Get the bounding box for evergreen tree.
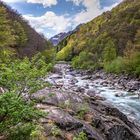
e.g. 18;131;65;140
0;6;15;48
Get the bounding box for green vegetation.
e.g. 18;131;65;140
76;103;89;120
0;2;55;139
72;51;95;70
0;92;45;140
73;132;88;140
0;6;15;48
0;51;54;139
0;53;53;95
0;1;53;58
56;0;140;76
51;125;61;137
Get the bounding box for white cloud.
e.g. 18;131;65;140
23;0;121;38
27;0;57;7
73;0;101;25
2;0;57;7
1;0;121;38
23;12;71;38
68;0;119;25
5;0;119;38
66;0;83;5
2;0;25;3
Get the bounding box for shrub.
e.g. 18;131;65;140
124;52;140;75
76;103;89;119
73;132;88;140
51;126;61;137
0;92;45;139
72;51;95;70
104;57;124;73
0;53;50;95
103;40;117;63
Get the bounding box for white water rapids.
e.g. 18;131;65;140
46;63;140;125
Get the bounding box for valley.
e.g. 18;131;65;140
0;0;140;139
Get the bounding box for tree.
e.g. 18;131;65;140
134;29;140;49
103;40;117;63
0;6;15;48
13;21;27;46
124;40;135;58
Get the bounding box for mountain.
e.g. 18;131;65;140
0;1;52;58
56;0;140;76
50;32;69;46
50;24;82;46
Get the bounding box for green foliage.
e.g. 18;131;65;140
72;51;96;70
0;52;53;139
104;57;124;73
0;92;45;140
51;125;61;137
0;6;16;48
103;40;117;63
13;21;27;46
76;103;89;119
56;44;73;61
42;48;56;63
104;52;140;76
0;2;52;58
73;132;88;140
0;53;51;95
124;52;140;75
56;0;140;76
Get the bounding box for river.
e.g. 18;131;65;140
46;62;140;125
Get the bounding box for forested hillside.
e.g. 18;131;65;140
56;0;140;76
0;2;55;139
0;1;52;58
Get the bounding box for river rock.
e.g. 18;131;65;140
0;87;5;94
35;62;140;140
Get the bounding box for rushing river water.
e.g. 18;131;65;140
46;63;140;125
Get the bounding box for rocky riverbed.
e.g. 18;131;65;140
32;62;140;140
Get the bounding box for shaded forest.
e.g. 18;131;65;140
0;1;52;58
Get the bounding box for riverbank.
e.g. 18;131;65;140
81;69;140;93
32;62;140;140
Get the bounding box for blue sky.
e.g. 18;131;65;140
2;0;122;38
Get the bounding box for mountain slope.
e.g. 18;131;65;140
56;0;140;76
0;1;52;58
50;24;82;46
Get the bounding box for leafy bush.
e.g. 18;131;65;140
76;103;89;119
104;53;140;76
103;40;117;63
73;132;88;140
0;51;53;139
0;92;45;139
72;51;95;70
51;125;61;137
42;48;56;63
124;52;140;75
0;53;51;95
104;57;124;73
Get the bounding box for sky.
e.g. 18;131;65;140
2;0;122;38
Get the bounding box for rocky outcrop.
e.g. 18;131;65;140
33;86;140;140
90;70;140;93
